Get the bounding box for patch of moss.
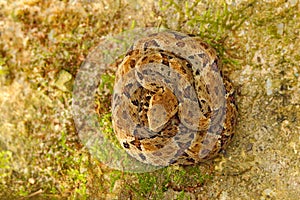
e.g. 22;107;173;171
119;165;212;199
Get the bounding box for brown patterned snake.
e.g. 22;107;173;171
112;31;237;166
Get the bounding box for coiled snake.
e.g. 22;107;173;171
112;31;237;166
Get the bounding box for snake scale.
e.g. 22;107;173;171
111;31;237;166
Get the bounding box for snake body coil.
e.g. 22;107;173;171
112;31;237;166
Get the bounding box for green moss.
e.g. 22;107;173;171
157;0;255;68
120;166;212;199
0;151;12;180
95;73;121;149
